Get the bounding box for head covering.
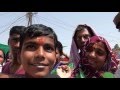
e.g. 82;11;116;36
69;24;96;68
72;36;118;78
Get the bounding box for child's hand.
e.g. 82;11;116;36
56;65;72;78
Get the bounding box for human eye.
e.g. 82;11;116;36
44;44;55;53
12;38;19;43
96;49;105;56
25;44;36;51
84;35;90;39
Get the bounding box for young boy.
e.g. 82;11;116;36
2;26;26;75
19;24;60;78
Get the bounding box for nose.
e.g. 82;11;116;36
14;42;20;48
89;51;96;59
37;47;44;56
81;37;86;42
34;47;45;62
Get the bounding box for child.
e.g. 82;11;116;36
0;49;5;72
18;24;60;78
51;41;69;75
2;26;26;75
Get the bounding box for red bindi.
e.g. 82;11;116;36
37;38;44;45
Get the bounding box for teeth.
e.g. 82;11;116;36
31;64;47;68
36;65;45;68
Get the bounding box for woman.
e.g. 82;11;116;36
72;36;118;78
57;36;118;78
70;24;96;68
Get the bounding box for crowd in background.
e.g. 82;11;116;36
0;13;120;78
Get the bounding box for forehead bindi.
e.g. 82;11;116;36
35;36;54;46
37;37;45;45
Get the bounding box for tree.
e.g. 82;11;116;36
114;44;120;50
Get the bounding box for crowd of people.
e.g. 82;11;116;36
0;13;120;78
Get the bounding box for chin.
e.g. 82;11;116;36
33;71;49;78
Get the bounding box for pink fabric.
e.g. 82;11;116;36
69;25;97;68
2;61;25;75
72;36;119;78
2;62;11;74
15;66;25;75
69;39;80;67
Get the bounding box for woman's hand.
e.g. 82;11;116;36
56;65;72;78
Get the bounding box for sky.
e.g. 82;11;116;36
0;12;119;55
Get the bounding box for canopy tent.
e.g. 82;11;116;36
0;43;9;54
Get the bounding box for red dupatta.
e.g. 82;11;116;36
72;36;118;78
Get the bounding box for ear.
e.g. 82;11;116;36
54;49;58;65
17;50;21;64
55;49;59;58
55;49;58;54
55;49;58;59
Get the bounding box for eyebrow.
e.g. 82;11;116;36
11;37;20;40
78;34;90;37
24;41;55;47
96;47;105;50
23;41;37;46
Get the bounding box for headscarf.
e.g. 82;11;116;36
69;24;96;68
72;36;118;78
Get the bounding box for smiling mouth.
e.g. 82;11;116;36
89;62;94;66
88;60;95;65
30;63;48;68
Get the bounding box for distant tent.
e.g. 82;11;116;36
0;43;9;54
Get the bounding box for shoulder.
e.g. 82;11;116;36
3;62;12;67
2;62;12;73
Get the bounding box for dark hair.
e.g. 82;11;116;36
20;24;58;51
116;22;120;31
74;24;96;40
56;41;63;56
9;26;26;36
5;51;12;62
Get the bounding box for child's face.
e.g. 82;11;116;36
86;42;107;70
0;50;4;64
20;36;56;78
9;34;20;55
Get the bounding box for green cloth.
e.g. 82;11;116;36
51;62;86;78
102;72;115;78
51;69;57;75
0;43;9;54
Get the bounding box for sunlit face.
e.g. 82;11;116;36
9;34;20;55
86;42;107;70
0;50;4;64
20;36;56;78
75;29;91;49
